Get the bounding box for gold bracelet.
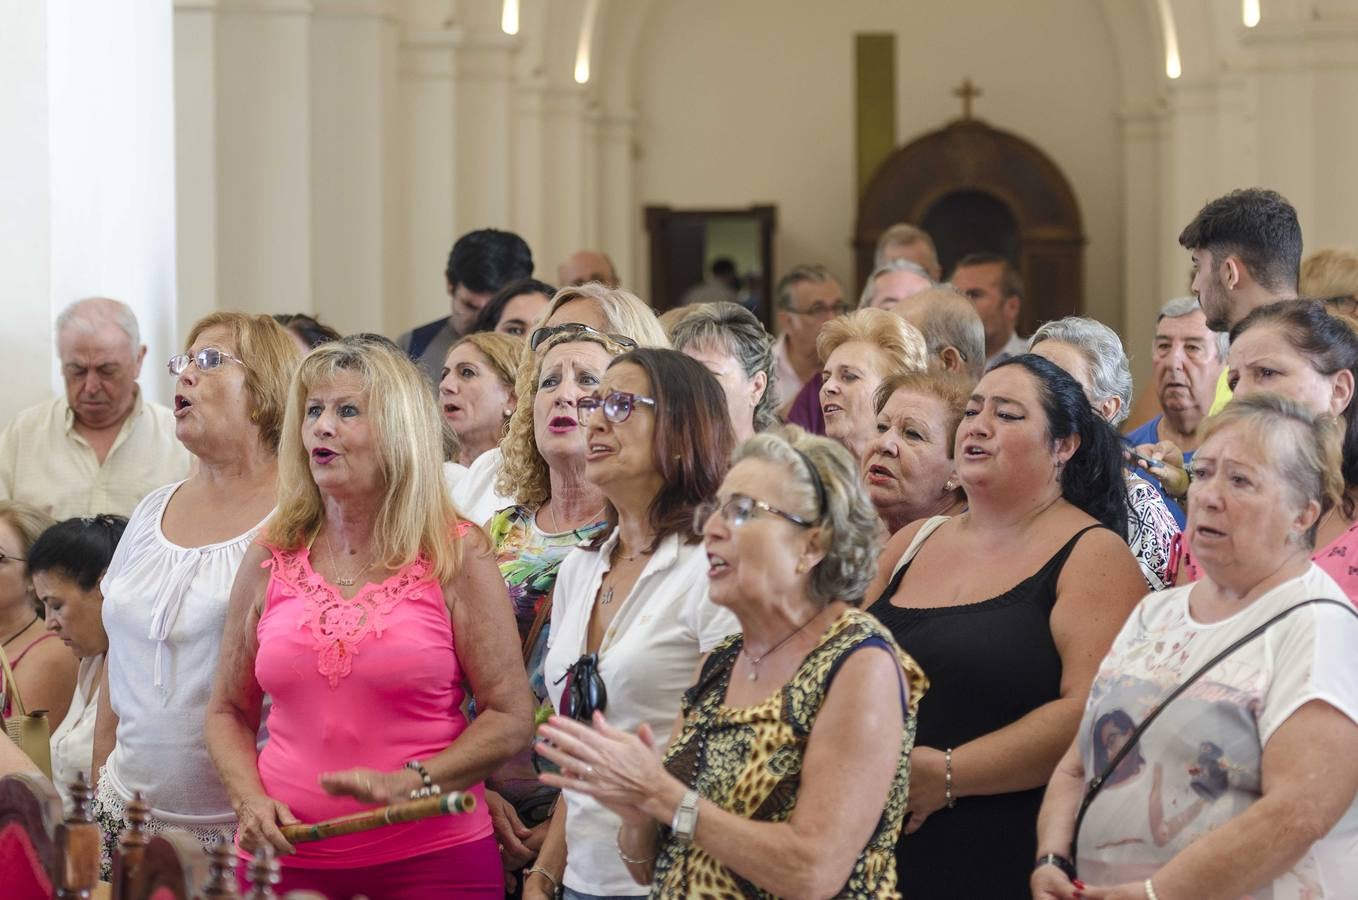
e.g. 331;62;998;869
1144;877;1161;900
525;865;561;895
616;829;656;865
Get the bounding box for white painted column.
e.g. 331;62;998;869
1244;18;1358;251
309;1;402;335
174;0;220;332
455;30;518;231
0;0;179;420
1118;104;1165;388
541;84;589;286
213;0;313;316
596;110;639;289
399;27;460;332
0;1;54;422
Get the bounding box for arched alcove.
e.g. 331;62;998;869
854;119;1085;336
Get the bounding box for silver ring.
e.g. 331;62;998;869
584;765;595;778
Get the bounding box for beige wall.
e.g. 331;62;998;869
631;0;1125;335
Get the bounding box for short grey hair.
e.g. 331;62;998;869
1157;296;1229;360
901;287;986;382
858;259;934;309
775;264;840;311
1029;316;1134;425
731;427;882;605
670;301;779;432
55;297;141;352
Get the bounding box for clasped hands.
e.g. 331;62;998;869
235;766;423;855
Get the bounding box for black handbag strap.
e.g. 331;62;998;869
1070;596;1358;864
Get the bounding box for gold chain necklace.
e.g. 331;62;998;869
326;534;374;588
742;608;823;681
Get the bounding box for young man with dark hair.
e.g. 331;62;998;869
1178;187;1301;332
398;228;534;383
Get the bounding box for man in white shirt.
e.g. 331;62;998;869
0;297;190;519
949;252;1028;368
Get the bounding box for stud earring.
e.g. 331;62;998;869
943;478;958;493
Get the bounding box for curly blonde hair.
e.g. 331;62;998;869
496;330;633;507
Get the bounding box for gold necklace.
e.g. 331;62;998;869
598;543;650;605
326;534;374;588
743;608;822;681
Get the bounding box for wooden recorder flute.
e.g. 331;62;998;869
280;792;477;844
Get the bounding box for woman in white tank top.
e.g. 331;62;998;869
90;313;299;868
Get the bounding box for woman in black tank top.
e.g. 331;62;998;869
865;356;1148;897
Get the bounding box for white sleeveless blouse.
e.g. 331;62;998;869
100;480;269;824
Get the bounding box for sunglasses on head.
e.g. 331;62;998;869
529;322;639;352
167;347;248;377
554;652;607;722
577;390;656;424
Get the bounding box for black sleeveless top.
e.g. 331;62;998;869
865;519;1102;899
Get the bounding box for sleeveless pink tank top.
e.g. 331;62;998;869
254;537;491;868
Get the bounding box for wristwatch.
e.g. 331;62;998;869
671;788;700;845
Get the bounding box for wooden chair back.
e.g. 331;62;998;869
0;772;61;899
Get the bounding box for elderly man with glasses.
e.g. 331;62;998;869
771;265;847;419
0;298;190;519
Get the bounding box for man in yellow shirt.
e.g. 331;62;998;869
0;298;190;518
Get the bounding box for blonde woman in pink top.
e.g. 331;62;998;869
206;335;534;898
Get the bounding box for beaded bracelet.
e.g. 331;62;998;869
1144;878;1161;900
404;759;442;800
944;747;956;808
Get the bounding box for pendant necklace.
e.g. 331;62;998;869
743;609;821;681
599;542;647;606
326;534;373;588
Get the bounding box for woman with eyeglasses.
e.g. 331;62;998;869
861;354;1147;897
452;283;668;525
537;428;928;898
90;312;300;869
525;348;739;900
480;329;629;887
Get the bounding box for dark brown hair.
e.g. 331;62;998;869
587;348;735;551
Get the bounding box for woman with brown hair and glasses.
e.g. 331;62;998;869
537;428;928;898
525;349;739;900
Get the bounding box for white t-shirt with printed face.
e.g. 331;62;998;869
1076;565;1358;897
545;529;739;897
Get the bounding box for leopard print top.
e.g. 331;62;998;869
650;608;927;898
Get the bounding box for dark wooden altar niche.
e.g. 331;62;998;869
854;118;1084;337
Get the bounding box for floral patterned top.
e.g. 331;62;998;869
485;504;608;825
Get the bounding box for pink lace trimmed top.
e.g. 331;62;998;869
252;530;490;868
